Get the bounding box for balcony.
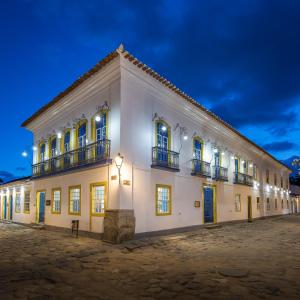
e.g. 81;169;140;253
191;159;211;177
234;172;254;186
32;139;111;178
151;147;180;172
212;166;228;181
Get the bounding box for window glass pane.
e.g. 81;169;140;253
96;113;107;141
156;186;171;215
92;185;105;214
24;192;30;212
64;132;70;152
15;193;21;213
194;139;202;160
70;187;80;214
52;190;61;213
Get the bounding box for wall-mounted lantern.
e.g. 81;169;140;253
115;153;124;184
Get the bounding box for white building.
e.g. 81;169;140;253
0;45;292;242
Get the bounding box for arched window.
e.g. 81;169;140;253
156;121;170;163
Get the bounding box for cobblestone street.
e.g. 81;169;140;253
0;215;300;300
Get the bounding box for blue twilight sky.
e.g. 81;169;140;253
0;0;300;180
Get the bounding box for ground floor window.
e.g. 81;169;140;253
235;194;241;212
275;198;278;210
90;182;106;216
256;197;260;210
69;186;81;215
52;188;61;214
287;200;289;209
281;199;284;209
267;198;270;210
156;184;171;216
24;191;30;213
15;192;21;213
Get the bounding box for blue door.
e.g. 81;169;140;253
39;192;45;223
3;196;7;219
9;195;13;220
204;186;214;223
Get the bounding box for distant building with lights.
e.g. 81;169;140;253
0;45;292;242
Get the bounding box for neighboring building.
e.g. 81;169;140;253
290;184;300;213
0;45;292;241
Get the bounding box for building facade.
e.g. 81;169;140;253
0;45;292;239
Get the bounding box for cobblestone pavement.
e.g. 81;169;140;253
0;215;300;300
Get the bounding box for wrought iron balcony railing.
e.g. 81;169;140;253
191;159;211;177
32;139;111;177
212;166;228;181
234;172;254;186
151;146;180;172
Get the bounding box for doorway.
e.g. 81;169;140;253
36;191;46;223
9;195;13;220
3;196;7;219
248;196;252;222
203;185;216;224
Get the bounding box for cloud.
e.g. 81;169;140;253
0;170;15;182
263;141;297;152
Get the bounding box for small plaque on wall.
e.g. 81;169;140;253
46;200;51;206
194;201;200;208
111;175;117;180
123;180;131;186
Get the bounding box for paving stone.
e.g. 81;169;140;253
0;215;300;299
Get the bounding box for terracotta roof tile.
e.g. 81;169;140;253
21;45;290;171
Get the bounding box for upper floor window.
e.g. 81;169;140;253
94;112;107;141
280;176;283;188
156;121;170;150
64;130;71;153
266;170;270;184
234;158;240;173
193;138;203;160
50;137;57;158
274;174;277;186
40;143;46;162
77;121;87;148
214;150;221;167
253;165;258;180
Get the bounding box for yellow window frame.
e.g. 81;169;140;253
155;184;172;216
51;188;62;214
90;182;107;217
68;185;81;216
